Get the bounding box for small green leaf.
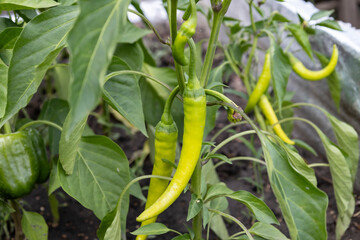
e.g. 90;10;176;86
21;210;48;240
270;12;289;22
250;222;289;240
0;198;14;217
0;0;59;10
310;10;334;21
314;51;341;110
131;223;170;236
172;234;191;240
187;194;204;221
316;20;342;31
270;41;292;111
229;191;279;225
204;182;233;202
206;153;231;164
0;58;8;118
287;24;313;59
118;22;152;44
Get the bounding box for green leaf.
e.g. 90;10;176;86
287;24;313;60
21;210;48;240
0;18;17;32
206;153;231;164
314;51;341;110
187;194;203;221
48;158;61;195
59;0;77;6
0;6;79;128
0;27;22;49
103;57;147;136
293;139;318;156
283;145;317;186
114;43;144;72
118;22;152;44
59;135;130;219
262;137;328;240
229;191;279;225
326;115;359;182
131;223;170;236
313;123;355;240
172;234;191;240
0;198;14;217
59;112;87;174
270;42;292;111
53;65;70;100
316;19;342;31
39;99;69;157
310;10;334;21
15;9;38;22
270;12;290;23
0;0;59;10
0;58;7;118
65;0;132;141
204;182;233;201
249;222;289;240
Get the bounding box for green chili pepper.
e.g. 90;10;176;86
136;87;179;240
244;52;271;113
172;0;197;66
289;44;338;81
137;38;206;222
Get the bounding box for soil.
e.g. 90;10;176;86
2;22;360;240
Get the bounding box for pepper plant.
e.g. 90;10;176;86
0;0;358;240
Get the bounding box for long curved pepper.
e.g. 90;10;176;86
137;38;206;222
258;95;295;145
172;0;197;66
289;44;338;81
244;52;271;113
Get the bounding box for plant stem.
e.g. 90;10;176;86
191;161;202;240
308;163;330;168
200;12;222;87
128;9;169;45
4;122;11;134
18;120;63;132
10;200;24;240
210;130;255;155
168;0;186;93
243;36;258;94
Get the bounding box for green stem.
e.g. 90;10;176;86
254;105;266;131
308;163;330;168
128;9;169;45
249;0;256;32
200;12;222;87
210;121;247;142
214;156;266;169
4;122;11;134
191;161;202;240
208;208;254;240
162;86;180;124
243;36;258;94
168;0;186;92
10;200;24;240
18;120;63;132
210;130;256;155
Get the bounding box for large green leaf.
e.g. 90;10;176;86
0;0;59;10
270;41;292;111
262;137;328;240
0;59;7;118
314;128;354;240
59;135;130;219
0;27;22;49
103;57;147;136
21;210;48;240
0;6;79;128
65;0;132;139
113;42;144;72
118;22;152;44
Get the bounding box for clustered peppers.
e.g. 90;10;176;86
0;129;50;199
137;38;206;222
136;87;179;240
289;44;338;81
